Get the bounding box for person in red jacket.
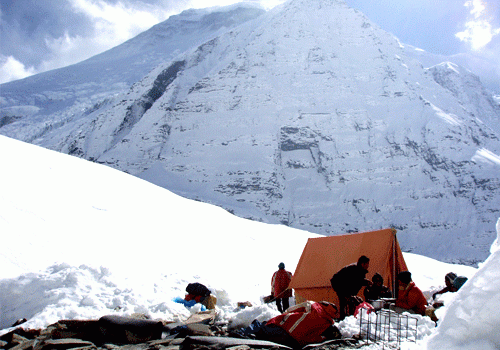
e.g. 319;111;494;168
394;271;428;316
271;262;293;313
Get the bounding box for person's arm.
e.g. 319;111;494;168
363;287;371;300
381;287;392;298
432;286;450;300
395;298;413;309
271;272;276;295
397;288;425;312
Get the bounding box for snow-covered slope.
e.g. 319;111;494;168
1;0;500;266
0;134;319;329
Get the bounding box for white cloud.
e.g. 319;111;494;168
69;0;170;45
456;0;500;51
50;0;174;62
0;56;36;84
0;0;175;84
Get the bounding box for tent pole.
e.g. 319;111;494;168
392;228;397;295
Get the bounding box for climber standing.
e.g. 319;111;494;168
272;262;293;313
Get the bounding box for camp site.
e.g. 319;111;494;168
1;135;498;350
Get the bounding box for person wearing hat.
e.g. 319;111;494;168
271;262;293;313
428;273;468;322
432;272;458;300
452;276;468;290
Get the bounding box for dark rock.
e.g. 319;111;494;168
8;338;36;350
169;324;214;338
50;320;100;343
98;315;164;345
0;328;41;343
12;319;28;327
180;336;292;350
34;338;96;350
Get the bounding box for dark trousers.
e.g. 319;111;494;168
276;297;290;313
336;292;363;320
336;292;349;320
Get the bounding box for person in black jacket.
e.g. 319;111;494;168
364;273;392;301
330;255;372;320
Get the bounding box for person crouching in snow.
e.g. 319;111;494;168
393;271;427;316
185;282;217;310
432;272;468;303
432;272;457;301
431;272;468;314
271;262;293;313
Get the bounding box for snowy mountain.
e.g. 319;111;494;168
427;62;500;135
402;45;500;134
0;3;265;130
402;44;500;95
1;0;500;266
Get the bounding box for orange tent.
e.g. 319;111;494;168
289;228;407;306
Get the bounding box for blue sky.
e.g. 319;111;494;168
0;0;499;85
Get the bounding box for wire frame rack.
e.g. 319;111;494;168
358;308;419;348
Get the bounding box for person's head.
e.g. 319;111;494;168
372;273;384;286
278;262;285;270
397;271;412;285
357;255;370;270
445;272;457;288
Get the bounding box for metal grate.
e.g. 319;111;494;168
358;308;418;348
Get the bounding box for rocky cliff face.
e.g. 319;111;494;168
1;0;500;265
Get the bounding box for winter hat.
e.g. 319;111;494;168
445;272;457;284
453;276;468;290
278;262;285;269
